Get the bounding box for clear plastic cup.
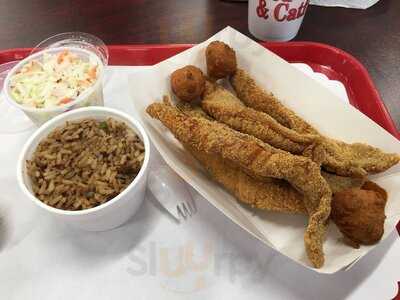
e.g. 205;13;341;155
0;61;35;133
30;32;108;66
3;47;105;125
1;32;108;128
248;0;309;41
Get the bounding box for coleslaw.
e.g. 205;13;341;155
9;50;99;109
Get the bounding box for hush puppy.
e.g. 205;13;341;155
170;65;205;102
206;41;237;79
331;181;387;248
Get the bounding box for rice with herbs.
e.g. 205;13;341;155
26;118;145;210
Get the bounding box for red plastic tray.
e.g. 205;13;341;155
0;42;398;139
1;44;400;296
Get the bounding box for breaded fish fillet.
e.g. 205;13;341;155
146;100;331;268
177;101;305;213
231;69;400;177
231;68;317;135
179;101;364;195
322;139;400;176
201;81;325;162
177;101;213;120
321;171;365;194
186;144;306;214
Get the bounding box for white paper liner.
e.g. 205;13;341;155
129;27;400;273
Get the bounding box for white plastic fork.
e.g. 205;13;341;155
148;165;197;222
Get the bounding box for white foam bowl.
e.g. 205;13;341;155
17;107;150;231
3;47;105;126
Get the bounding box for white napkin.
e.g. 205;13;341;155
310;0;380;9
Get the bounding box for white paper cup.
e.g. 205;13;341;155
248;0;310;41
3;47;105;126
17;107;150;231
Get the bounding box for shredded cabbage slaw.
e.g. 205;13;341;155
9;50;99;109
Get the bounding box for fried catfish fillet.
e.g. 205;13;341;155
179;101;365;195
177;100;307;213
201;81;325;163
231;68;317;135
230;69;400;177
186;144;306;214
321;171;365;194
146;100;331;268
176;101;213;120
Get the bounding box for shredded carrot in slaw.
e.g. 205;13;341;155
9;50;99;109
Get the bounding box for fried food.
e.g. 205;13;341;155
171;65;205;102
362;180;388;201
323;139;400;177
179;101;359;195
178;100;307;213
230;68;400;177
201;80;323;157
176;101;213;120
146;99;332;268
206;41;237;79
186;144;306;214
176;100;381;247
331;181;387;248
231;68;317;134
321;172;366;194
